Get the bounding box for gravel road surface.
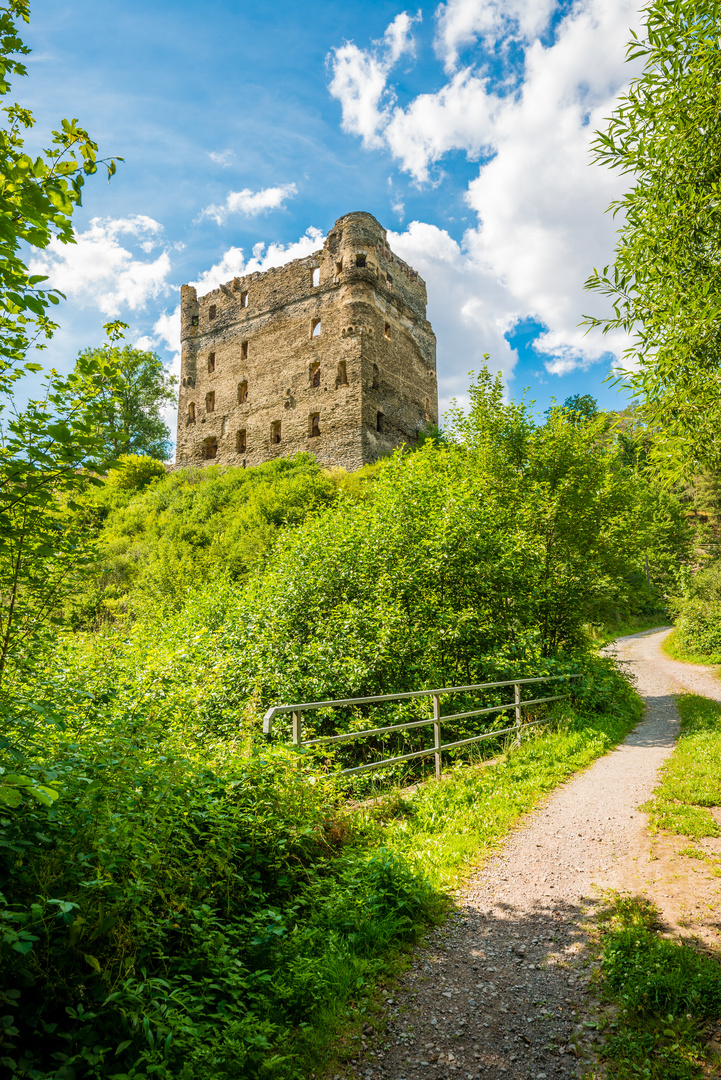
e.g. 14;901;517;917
350;629;720;1080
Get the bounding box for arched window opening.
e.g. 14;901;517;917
209;304;217;320
188;402;196;423
311;318;321;338
238;381;248;404
310;413;321;438
425;398;431;421
271;421;282;445
207;352;216;373
384;323;391;340
312;267;320;287
337;360;348;387
241;291;249;307
311;362;321;388
241;340;249;360
204;437;218;460
236;429;246;453
206;391;215;413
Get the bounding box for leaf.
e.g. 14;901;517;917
0;786;22;807
84;953;101;974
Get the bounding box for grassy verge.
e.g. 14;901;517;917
642;694;721;838
587;613;671;648
661;630;721;668
594;895;721;1080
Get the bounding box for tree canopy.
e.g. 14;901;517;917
585;0;721;478
74;343;177;461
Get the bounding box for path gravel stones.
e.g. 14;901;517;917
348;629;721;1080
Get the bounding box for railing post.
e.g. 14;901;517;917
292;711;302;755
514;684;522;748
433;694;442;781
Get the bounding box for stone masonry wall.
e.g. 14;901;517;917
175;211;437;471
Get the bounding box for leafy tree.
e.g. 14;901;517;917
584;0;721;477
0;1;121;813
74;342;177;460
0;0;118;401
107;452;167;491
562;394;599;421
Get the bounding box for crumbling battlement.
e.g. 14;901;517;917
175;211;438;471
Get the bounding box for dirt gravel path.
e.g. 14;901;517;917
349;629;720;1080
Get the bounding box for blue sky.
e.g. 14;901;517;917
22;0;642;440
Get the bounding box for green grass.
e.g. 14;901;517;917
642;695;721;839
375;702;643;890
596;895;721;1079
587;613;671;648
661;629;721;668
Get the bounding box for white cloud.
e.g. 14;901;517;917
434;0;556;72
200;183;297;224
329;0;642;378
29;215;173;317
208;149;235;167
389;220;521;413
327;11;421;148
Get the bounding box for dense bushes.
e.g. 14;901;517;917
0;654;641;1079
72;453;346;624
669;565;721;660
1;736;438;1079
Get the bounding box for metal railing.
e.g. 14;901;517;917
262;674;581;780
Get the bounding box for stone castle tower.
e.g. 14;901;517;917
175;211;437;471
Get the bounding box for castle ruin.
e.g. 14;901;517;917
175;211;438;471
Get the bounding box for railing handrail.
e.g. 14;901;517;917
262;673;581;734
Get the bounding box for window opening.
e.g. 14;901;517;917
241;291;248;307
310;413;321;438
311;318;321;338
425;397;431;421
236;429;246;453
191;315;199;327
384;323;391;340
209;305;217;320
312;267;320;287
241;340;248;360
204;438;218;460
376;411;384;433
337;360;348;386
355;253;366;268
386;273;393;287
207;352;216;373
188;402;196;423
311;362;321;388
372;364;379;390
335;260;343;274
238;380;248;404
271;421;282;445
206;391;215;412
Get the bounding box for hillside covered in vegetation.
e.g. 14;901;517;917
1;372;690;1077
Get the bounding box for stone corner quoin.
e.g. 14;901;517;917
175;210;439;471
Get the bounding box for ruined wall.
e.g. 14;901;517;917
175;211;437;471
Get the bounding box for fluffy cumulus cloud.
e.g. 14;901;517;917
30;215;173;317
200;183;298;225
327;11;421;148
389;220;520;411
328;0;642;379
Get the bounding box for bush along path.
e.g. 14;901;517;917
347;629;721;1080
